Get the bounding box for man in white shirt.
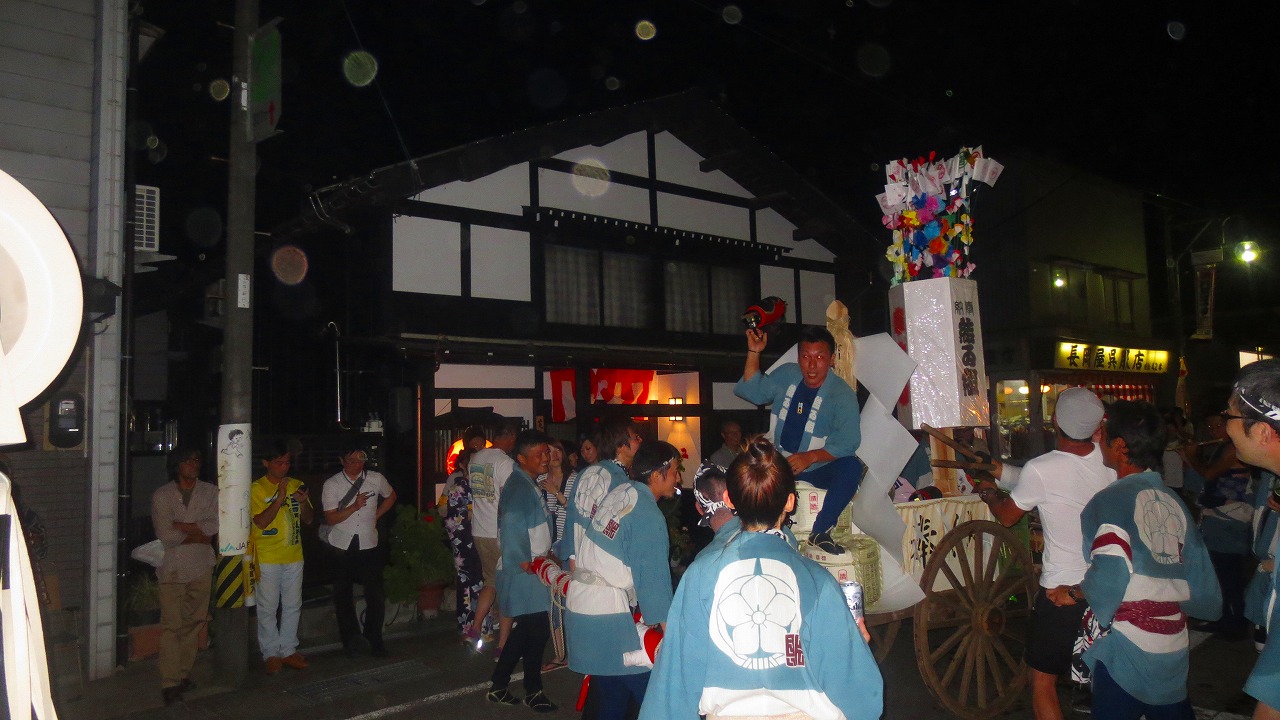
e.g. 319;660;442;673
973;387;1116;720
467;418;521;648
323;440;396;657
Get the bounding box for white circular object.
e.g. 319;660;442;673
0;167;83;405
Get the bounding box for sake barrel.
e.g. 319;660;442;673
792;481;824;534
792;481;854;535
803;533;883;606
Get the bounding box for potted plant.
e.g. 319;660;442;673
124;573;163;660
383;505;454;612
124;573;161;626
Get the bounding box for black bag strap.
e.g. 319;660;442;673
335;473;366;511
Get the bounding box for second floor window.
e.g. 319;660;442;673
545;244;753;333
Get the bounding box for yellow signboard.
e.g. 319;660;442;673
1055;343;1169;374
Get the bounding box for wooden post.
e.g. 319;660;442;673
929;429;958;495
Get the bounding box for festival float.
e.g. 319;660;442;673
783;147;1037;719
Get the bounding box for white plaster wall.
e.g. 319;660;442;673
755;207;796;247
471;225;530;301
759;265;796;321
656;191;750;240
554;130;649;178
537;165;651;223
654;131;751;197
412;163;529;213
436;363;536;389
799;270;836;326
651;371;700;405
392;216;460;294
713;381;757;410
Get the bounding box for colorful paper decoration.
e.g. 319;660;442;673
877;147;1003;286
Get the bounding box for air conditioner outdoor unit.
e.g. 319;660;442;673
134;184;160;252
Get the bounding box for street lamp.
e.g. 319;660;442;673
1235;241;1260;264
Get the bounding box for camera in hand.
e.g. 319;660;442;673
741;296;787;331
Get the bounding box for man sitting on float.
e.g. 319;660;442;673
735;325;861;555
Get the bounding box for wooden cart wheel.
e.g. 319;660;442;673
913;520;1036;719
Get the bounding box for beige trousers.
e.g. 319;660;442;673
158;573;212;689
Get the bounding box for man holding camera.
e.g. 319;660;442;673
323;440;397;657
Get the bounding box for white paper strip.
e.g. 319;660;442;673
216;423;253;555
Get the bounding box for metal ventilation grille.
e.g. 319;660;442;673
134;184;160;251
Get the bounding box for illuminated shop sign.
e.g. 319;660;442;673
1054;343;1168;374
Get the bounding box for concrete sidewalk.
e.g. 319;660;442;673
57;609;477;720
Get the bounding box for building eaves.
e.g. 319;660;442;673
272;90;880;257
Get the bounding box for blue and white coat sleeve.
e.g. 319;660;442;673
496;469;553;618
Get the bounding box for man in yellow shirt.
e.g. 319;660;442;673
251;440;313;674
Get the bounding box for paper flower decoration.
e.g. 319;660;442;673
876;146;1003;286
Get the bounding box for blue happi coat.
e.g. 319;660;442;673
565;480;672;676
561;460;631;562
1081;471;1221;706
496;466;554;618
1245;471;1280;710
1245;472;1278;627
700;517;798;560
734;364;861;467
639;531;882;720
1245;561;1280;709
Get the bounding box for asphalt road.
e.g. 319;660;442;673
60;615;1262;720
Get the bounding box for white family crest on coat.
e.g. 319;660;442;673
1134;488;1186;565
592;483;638;539
573;465;612;519
710;557;804;670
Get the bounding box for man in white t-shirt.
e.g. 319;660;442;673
322;441;396;657
466;418;520;648
973;387;1115;720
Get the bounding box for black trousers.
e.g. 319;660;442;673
333;542;386;649
491;612;551;694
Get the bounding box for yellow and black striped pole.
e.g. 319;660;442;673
214;555;247;608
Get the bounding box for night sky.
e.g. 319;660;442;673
131;0;1278;335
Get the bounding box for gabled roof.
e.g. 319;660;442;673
273;89;879;257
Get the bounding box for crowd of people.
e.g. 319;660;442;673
148;437;397;705
139;327;1280;720
972;363;1280;720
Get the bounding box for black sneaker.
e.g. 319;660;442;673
810;531;846;555
344;635;371;658
486;689;521;706
524;690;557;713
1256;625;1268;653
161;687;184;706
176;678;196;693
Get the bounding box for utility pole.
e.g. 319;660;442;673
213;0;259;687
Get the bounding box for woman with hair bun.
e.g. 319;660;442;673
640;437;882;720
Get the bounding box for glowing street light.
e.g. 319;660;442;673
1235;241;1260;264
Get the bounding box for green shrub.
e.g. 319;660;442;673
383;505;454;603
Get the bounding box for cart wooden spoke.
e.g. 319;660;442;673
911;520;1036;719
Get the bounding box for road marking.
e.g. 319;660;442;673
344;672;524;720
